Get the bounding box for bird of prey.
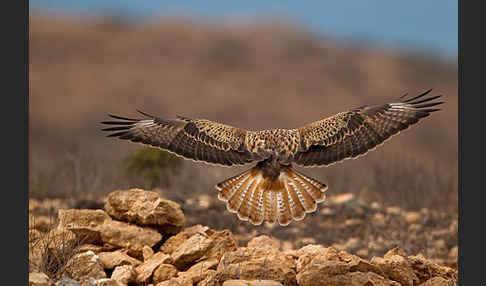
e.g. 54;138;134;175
101;89;443;226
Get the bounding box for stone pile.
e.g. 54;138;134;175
29;188;458;286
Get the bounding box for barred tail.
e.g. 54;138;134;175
215;165;328;226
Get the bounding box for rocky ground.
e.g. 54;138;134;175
29;189;458;286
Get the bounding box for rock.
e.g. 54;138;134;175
159;225;214;256
419;277;454;286
54;278;80;286
296;246;340;273
215;247;296;286
64;251;106;283
99;220;162;259
57;209;110;244
152;264;178;284
171;232;214;269
143;245;155;261
222;280;283;286
386;206;402;215
199;229;238;262
344;219;363;227
58;210;159;261
159;231;192;255
372;213;386;227
247;235;280;249
104;189;185;234
135;252;173;283
157;275;193;286
29;272;51;286
96;279;124;286
404;211;422;224
407;254;457;284
371;255;419;286
383;247;407;259
74;244;116;255
328;193;355;205
356;249;369;258
111;265;135;284
296;259;349;286
176;258;219;284
98;249;142;269
299;271;400;286
290;244;326;272
195;269;217;286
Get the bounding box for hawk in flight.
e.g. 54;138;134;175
102;89;443;226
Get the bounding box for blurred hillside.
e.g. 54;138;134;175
29;14;457;213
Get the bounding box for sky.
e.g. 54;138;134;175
31;0;458;60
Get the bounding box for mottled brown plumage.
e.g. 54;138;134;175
102;89;443;226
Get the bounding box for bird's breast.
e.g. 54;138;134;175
246;129;300;159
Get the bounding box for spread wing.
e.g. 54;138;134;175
293;89;444;167
101;111;262;166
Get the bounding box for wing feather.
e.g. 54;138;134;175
294;89;443;167
101;111;261;166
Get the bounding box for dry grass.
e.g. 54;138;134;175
29;215;85;280
29;13;457;222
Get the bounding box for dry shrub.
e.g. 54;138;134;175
29;214;85;279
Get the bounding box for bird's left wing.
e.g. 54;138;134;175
293;89;444;167
101;111;262;166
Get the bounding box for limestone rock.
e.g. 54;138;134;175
171;233;214;269
99;220;162;258
104;189;185;234
152;264;178;284
98;249;142;269
215;247;296;286
143;245;155;261
302;271;400;286
57;208;162;257
295;246;339;273
247;235;280;249
176;258;219;284
159;225;210;255
407;254;457;284
404;211;422;224
74;244;117;255
159;231;192;255
111;265;135;285
64;250;106;283
419;277;454;286
54;278;80;286
96;279;125;286
199;229;238;263
29;272;51;286
222;280;283;286
338;251;384;275
135;252;173;283
57;209;110;244
371;255;419;286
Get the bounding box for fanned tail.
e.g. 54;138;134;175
215;165;328;226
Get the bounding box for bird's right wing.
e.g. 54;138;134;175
101;111;263;166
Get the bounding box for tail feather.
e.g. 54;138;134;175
215;165;328;226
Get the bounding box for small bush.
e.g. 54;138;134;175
124;147;183;189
